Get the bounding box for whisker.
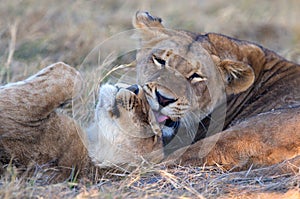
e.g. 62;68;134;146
180;109;226;141
181;112;198;140
196;109;220;124
189;111;209;134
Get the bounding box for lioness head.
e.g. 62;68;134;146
87;83;163;168
133;11;255;146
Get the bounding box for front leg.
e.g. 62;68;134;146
167;107;300;170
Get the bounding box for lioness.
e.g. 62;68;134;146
0;63;162;181
132;11;300;169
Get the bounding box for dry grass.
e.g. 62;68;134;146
1;160;299;198
1;0;300;198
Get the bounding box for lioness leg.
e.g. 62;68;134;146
0;63;93;180
168;106;300;170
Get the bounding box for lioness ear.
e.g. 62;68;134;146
132;11;167;42
217;59;255;95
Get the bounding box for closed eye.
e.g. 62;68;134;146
152;55;166;67
188;73;207;83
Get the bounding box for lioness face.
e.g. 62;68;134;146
132;12;257;145
133;12;227;142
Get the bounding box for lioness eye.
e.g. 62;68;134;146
152;55;166;67
188;73;207;83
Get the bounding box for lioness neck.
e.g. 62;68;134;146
205;33;300;128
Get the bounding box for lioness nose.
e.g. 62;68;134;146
126;84;139;95
155;90;177;107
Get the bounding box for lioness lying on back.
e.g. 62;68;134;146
0;63;162;180
0;11;299;181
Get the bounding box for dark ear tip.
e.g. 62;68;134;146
135;11;162;24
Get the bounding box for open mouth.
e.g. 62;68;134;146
153;111;169;123
153;111;180;139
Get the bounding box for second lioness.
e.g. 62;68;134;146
131;11;300;169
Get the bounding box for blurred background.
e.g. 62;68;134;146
0;0;300;83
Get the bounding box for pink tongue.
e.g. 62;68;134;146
154;112;169;123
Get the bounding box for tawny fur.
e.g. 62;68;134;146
0;12;299;182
